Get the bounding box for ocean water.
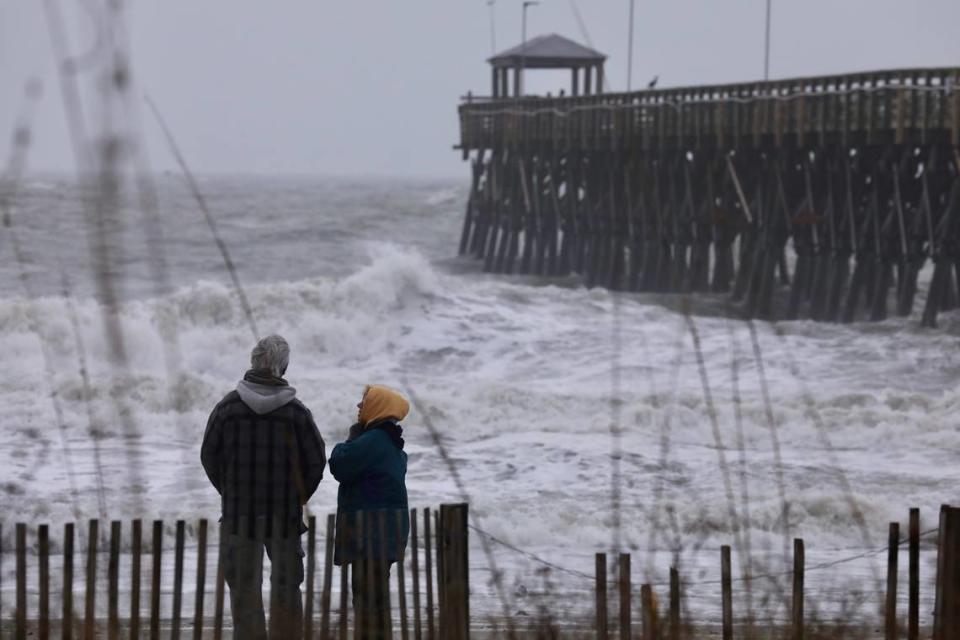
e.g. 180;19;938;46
1;174;957;624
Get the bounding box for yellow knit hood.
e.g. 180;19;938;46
358;385;410;426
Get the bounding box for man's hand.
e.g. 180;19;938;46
347;422;364;441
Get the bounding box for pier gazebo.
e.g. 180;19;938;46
488;33;606;99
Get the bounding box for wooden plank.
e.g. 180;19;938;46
63;523;74;640
355;511;368;640
305;515;317;640
669;567;680;640
39;524;49;640
150;520;162;640
395;510;409;640
130;520;141;640
410;510;422;640
618;553;631;640
319;514;335;640
952;73;960;146
895;88;906;144
434;510;444;637
431;509;446;640
424;508;435;640
934;504;960;640
108;521;120;640
595;553;607;640
172;521;185;640
338;516;348;640
641;584;658;640
83;519;98;640
213;522;225;640
885;522;900;640
355;511;376;640
16;523;26;640
437;505;469;640
721;545;732;640
793;538;805;640
908;508;920;640
193;519;208;640
377;511;393;639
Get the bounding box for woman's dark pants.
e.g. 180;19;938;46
351;559;392;640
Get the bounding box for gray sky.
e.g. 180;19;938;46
2;1;959;178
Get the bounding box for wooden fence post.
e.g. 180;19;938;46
641;583;660;640
337;513;348;640
130;520;141;640
84;519;98;640
16;523;26;640
434;511;443;636
908;508;919;640
108;521;120;640
377;511;394;639
410;509;422;640
437;504;469;640
396;510;410;640
39;524;49;640
721;546;732;640
305;515;317;640
885;522;900;640
172;520;185;640
619;553;631;640
595;553;607;640
320;514;335;640
669;567;681;640
193;519;208;640
934;504;960;639
358;510;369;640
424;508;435;640
793;538;805;640
150;520;162;640
63;523;75;640
213;522;225;640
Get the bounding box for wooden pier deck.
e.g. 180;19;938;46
456;67;960;327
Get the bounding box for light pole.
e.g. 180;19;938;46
488;0;497;56
763;0;772;80
627;0;636;91
520;1;539;98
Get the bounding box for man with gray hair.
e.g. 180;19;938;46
201;334;326;639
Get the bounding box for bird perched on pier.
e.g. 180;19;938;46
647;75;659;89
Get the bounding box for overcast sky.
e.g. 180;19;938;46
2;1;959;178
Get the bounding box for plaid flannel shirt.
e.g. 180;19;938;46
201;390;326;537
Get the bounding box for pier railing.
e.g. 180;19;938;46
459;66;960;151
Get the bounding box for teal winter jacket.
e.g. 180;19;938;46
330;420;409;565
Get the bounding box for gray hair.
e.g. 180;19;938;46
250;334;290;377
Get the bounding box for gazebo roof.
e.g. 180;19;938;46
488;33;606;69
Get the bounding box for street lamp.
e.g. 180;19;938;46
488;0;497;56
627;0;636;92
520;1;539;98
763;0;772;80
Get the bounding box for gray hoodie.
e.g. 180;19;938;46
236;379;298;415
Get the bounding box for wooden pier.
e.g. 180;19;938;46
456;39;960;326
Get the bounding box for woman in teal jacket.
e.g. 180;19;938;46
330;385;410;639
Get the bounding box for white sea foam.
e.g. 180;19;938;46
1;177;957;620
2;243;956;553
